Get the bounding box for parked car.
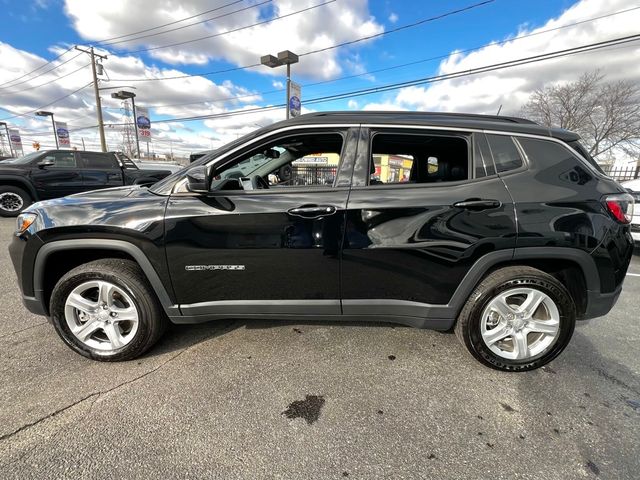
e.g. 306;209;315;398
621;178;640;244
9;112;634;370
0;150;174;216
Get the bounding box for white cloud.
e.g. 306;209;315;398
272;80;284;89
347;99;359;109
388;12;398;24
0;42;264;156
63;0;385;80
363;0;640;116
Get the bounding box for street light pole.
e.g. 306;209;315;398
36;111;58;149
260;50;299;120
76;46;108;152
0;122;14;157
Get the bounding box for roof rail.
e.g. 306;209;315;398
298;111;538;125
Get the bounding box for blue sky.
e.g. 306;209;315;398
0;0;637;155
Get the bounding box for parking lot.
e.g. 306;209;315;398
0;217;638;479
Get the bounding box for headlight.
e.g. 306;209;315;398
16;213;37;235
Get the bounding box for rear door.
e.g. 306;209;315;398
29;151;84;199
164;127;359;317
341;127;516;322
79;152;124;191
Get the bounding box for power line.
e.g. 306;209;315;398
0;52;83;91
118;4;640;110
0;46;76;88
101;0;272;47
0;82;93;121
96;0;246;43
128;33;640;126
109;0;495;83
0;62;91;97
125;0;337;55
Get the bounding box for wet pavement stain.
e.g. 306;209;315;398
377;410;384;415
427;454;437;460
586;460;600;476
292;328;303;334
387;355;396;361
625;399;640;411
282;395;325;425
500;402;516;412
342;472;349;477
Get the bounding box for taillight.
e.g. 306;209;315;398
604;193;634;224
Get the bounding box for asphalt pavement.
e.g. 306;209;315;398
0;217;638;479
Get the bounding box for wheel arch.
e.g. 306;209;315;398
34;239;177;317
0;176;39;200
449;247;598;320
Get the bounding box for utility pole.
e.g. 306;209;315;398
75;46;108;152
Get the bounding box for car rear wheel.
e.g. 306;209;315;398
455;266;576;372
50;259;168;361
0;186;31;217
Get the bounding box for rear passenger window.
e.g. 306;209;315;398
81;153;119;169
369;132;469;185
486;134;523;173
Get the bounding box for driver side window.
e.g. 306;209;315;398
210;132;344;191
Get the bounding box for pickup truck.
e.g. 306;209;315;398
0;149;174;216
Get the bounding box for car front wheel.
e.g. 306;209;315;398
50;259;168;361
0;185;31;217
455;266;576;372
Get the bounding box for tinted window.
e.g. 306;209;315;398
209;132;344;190
473;133;496;178
81;152;118;169
369;132;469;185
42;152;77;168
517;137;594;185
486;134;523;173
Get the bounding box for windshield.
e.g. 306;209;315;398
2;151;42;165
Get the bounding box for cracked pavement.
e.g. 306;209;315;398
0;218;639;479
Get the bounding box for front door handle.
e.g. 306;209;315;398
453;199;502;210
287;205;337;219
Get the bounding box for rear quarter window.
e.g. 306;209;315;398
486;134;523;173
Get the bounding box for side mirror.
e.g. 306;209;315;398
185;165;209;193
38;158;55;169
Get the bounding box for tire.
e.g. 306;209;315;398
454;266;576;372
50;259;168;361
0;185;31;217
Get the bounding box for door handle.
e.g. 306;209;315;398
453;199;502;210
287;205;337;219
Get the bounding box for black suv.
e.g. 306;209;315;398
0;149;173;216
9;112;634;371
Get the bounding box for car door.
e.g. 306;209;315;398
164;126;359;317
79;152;124;191
341;127;517;323
29;151;85;199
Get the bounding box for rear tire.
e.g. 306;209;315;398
0;185;31;217
50;259;168;361
455;266;576;372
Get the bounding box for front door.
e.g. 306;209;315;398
164;127;358;317
341;128;517;323
29;151;84;199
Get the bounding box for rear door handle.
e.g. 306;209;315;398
287;205;337;219
453;199;502;210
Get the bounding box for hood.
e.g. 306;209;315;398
67;184;142;200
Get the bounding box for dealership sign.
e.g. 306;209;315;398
136;107;151;143
289;81;301;117
9;128;23;155
56;121;70;147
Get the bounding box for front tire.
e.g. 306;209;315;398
50;259;168;361
0;185;31;217
455;266;576;372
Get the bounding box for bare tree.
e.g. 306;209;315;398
521;71;640;165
